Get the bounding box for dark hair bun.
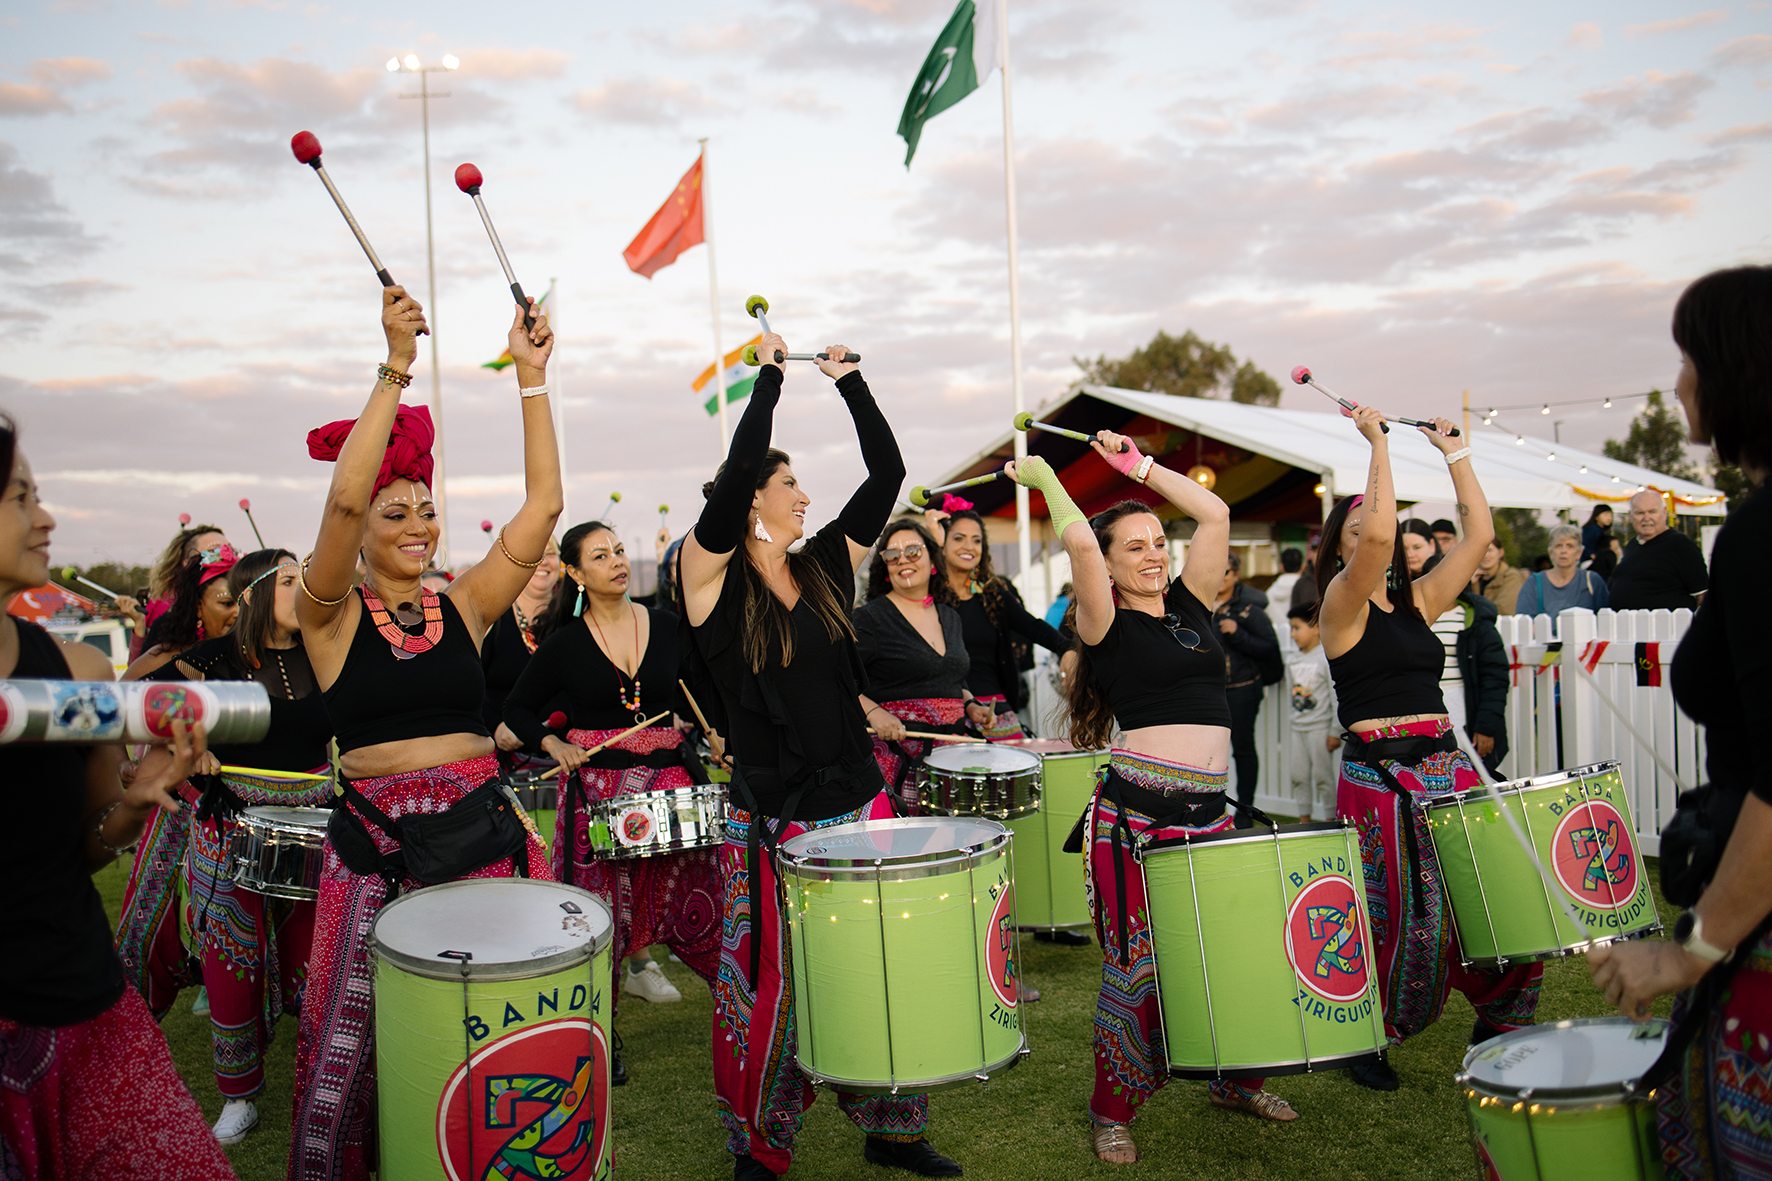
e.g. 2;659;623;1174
702;480;716;500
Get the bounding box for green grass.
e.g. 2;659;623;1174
95;849;1673;1181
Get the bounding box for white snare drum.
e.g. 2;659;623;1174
231;805;330;899
584;784;727;859
918;744;1042;820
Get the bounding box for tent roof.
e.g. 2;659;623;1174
926;386;1725;520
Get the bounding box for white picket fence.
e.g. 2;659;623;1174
1027;607;1702;855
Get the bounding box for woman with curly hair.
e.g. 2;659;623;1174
123;539;240;681
853;517;996;801
134;522;228;657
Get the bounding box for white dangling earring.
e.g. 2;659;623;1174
754;516;774;543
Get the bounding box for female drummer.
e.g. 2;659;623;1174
503;520;720;1033
287;286;561;1181
1315;406;1540;1093
854;517;995;797
1589;265;1772;1180
680;333;963;1180
483;533;561;754
136;521;228;657
164;548;334;1145
1007;434;1301;1165
932;505;1067;740
0;413;235;1177
123;540;240;680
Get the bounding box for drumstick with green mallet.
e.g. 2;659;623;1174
910;469;1007;508
738;295;861;366
1013;413;1130;452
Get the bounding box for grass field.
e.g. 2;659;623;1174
94;841;1674;1181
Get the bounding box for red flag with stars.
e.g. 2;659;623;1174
623;156;704;279
1635;642;1662;687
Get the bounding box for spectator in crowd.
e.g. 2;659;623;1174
1580;504;1615;572
1430;518;1459;555
1043;580;1073;630
1266;547;1304;643
1608;489;1709;611
1289;534;1320;614
1518;524;1610;616
1405;520;1510;778
1214;552;1280;826
1284;605;1337;821
1472;537;1528;615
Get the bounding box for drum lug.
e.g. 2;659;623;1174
974;1073;990;1089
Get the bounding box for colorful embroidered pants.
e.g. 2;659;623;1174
1659;924;1772;1180
975;695;1026;742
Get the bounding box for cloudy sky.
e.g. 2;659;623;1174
2;0;1768;568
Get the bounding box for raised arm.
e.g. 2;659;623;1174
1410;418;1493;620
449;299;564;640
1005;456;1109;644
1086;431;1231;607
1319;407;1396;636
821;348;905;572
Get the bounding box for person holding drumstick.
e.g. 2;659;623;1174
1315;406;1540;1093
854;517;995;798
503;520;720;1056
680;333;964;1180
1007;432;1300;1164
287;286;561;1181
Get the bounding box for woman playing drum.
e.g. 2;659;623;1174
1315;406;1541;1092
854;517;996;797
287;286;562;1181
1006;434;1302;1165
503;520;721;1058
679;333;963;1180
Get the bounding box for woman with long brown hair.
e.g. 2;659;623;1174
136;521;228;657
1314;406;1540;1093
1007;431;1300;1164
123;540;240;680
287;286;562;1181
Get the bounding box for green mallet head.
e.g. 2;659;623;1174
741;344;759;367
1013;412;1034;431
910;486;931;507
61;566;77;581
609;491;622;503
745;294;769;318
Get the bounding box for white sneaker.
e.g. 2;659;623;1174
190;986;209;1016
212;1099;259;1145
622;961;683;1003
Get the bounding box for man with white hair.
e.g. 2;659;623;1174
1608;490;1708;611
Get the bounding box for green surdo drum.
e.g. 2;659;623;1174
1139;822;1385;1078
1423;762;1660;967
371;879;614;1181
1005;744;1100;933
777;817;1028;1092
1459;1017;1670;1180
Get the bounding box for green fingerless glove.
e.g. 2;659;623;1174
1013;456;1088;537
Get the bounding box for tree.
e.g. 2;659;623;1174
1492;508;1550;569
1601;390;1701;482
1072;330;1281;406
1710;464;1754;513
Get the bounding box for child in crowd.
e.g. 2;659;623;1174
1285;605;1339;821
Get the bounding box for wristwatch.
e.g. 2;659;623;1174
1673;910;1732;964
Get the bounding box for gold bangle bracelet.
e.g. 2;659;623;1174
299;560;352;607
496;525;544;570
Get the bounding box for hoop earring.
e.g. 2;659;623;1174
754;517;773;543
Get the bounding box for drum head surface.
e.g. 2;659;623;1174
372;878;613;980
780;816;1007;865
242;805;330;829
923;745;1040;774
1463;1017;1668;1096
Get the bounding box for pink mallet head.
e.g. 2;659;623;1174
454;163;483;194
1290;366;1312;385
178;512;191;526
238;498;251;511
291;130;322;165
480;519;493;534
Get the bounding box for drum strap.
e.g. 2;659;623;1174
1630;908;1772;1101
1339;730;1458;915
727;766;814;987
1100;770;1231;964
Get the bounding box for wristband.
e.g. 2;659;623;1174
519;383;549;399
95;800;138;856
1012;456;1088;538
1443;447;1472;466
1132;455;1155;484
1102;437;1149;481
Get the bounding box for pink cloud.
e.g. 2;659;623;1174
1568;23;1604;50
1702;120;1772;144
1579;71;1713;129
1711;32;1772;68
1625;9;1729;37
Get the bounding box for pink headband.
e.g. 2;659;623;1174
1347;495;1364;511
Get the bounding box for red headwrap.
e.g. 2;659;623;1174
306;404;436;497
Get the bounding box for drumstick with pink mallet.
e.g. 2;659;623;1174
238;499;265;548
1290;367;1460;437
290;132;422;325
454;163;537;332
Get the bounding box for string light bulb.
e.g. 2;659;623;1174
1603;397;1612;409
1541;404;1551;415
1515;435;1525;445
1580;465;1589;474
1547;451;1556;461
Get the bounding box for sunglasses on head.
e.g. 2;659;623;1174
1161;613;1210;654
881;544;926;563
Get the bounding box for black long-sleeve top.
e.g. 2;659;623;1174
955;588;1067;699
504;607;687;745
853;597;970;703
688;365;905;820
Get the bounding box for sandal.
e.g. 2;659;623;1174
1092;1121;1139;1164
1210;1089;1300;1122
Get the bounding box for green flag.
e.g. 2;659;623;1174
897;0;1002;167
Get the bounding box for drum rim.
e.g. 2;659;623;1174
238;804;333;829
777;817;1011;876
1457;1015;1670;1101
1166;1047;1382;1081
921;801;1041;822
1423;760;1626;807
1455;925;1664;968
1138;819;1352;857
921;745;1041;774
795;1041;1028;1095
370;878;614;980
584;783;728;811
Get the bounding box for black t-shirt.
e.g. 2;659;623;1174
481;607;536;735
853;597;969;703
504;607;687;744
1608;528;1708;611
1671;484;1772;805
1;619;128;1027
953;589;1067;699
1085;580;1233;730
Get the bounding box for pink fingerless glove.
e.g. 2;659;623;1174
1102;438;1154;483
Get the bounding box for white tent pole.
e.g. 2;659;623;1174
999;1;1036;607
701;138;729;459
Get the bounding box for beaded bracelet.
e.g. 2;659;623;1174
299;559;352;607
519;383;550;400
1444;447;1473;466
94;800;139;856
496;525;544;570
377;364;413;389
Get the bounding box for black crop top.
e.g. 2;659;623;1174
1086;580;1232;730
1328;599;1446;729
504;607;688;745
152;635;333;772
323;588;490;754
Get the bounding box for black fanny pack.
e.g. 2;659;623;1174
328;776;529;889
1659;782;1747;908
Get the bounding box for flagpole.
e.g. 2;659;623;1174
701;137;730;457
548;276;569;530
999;3;1036;608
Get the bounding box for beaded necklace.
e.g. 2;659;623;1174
512;603;539;654
360;583;444;660
588;601;643;719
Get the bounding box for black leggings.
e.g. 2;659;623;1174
1225;682;1264;824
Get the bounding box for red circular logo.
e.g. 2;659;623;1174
619;809;653;845
141;684;204;739
1285;875;1369;1003
1552;799;1638;909
1473;1133;1502;1181
986;879;1018;1008
436;1018;608;1181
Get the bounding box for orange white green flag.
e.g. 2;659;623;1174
695;336;762;417
482;288;551;370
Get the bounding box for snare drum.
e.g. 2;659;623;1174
583;784;726;859
1423;762;1660;967
1459;1017;1668;1180
778;817;1027;1092
373;879;614;1181
1140;822;1385;1078
919;744;1041;820
230;806;330;900
1006;744;1101;932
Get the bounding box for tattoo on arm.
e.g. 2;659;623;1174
1457;502;1470;517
